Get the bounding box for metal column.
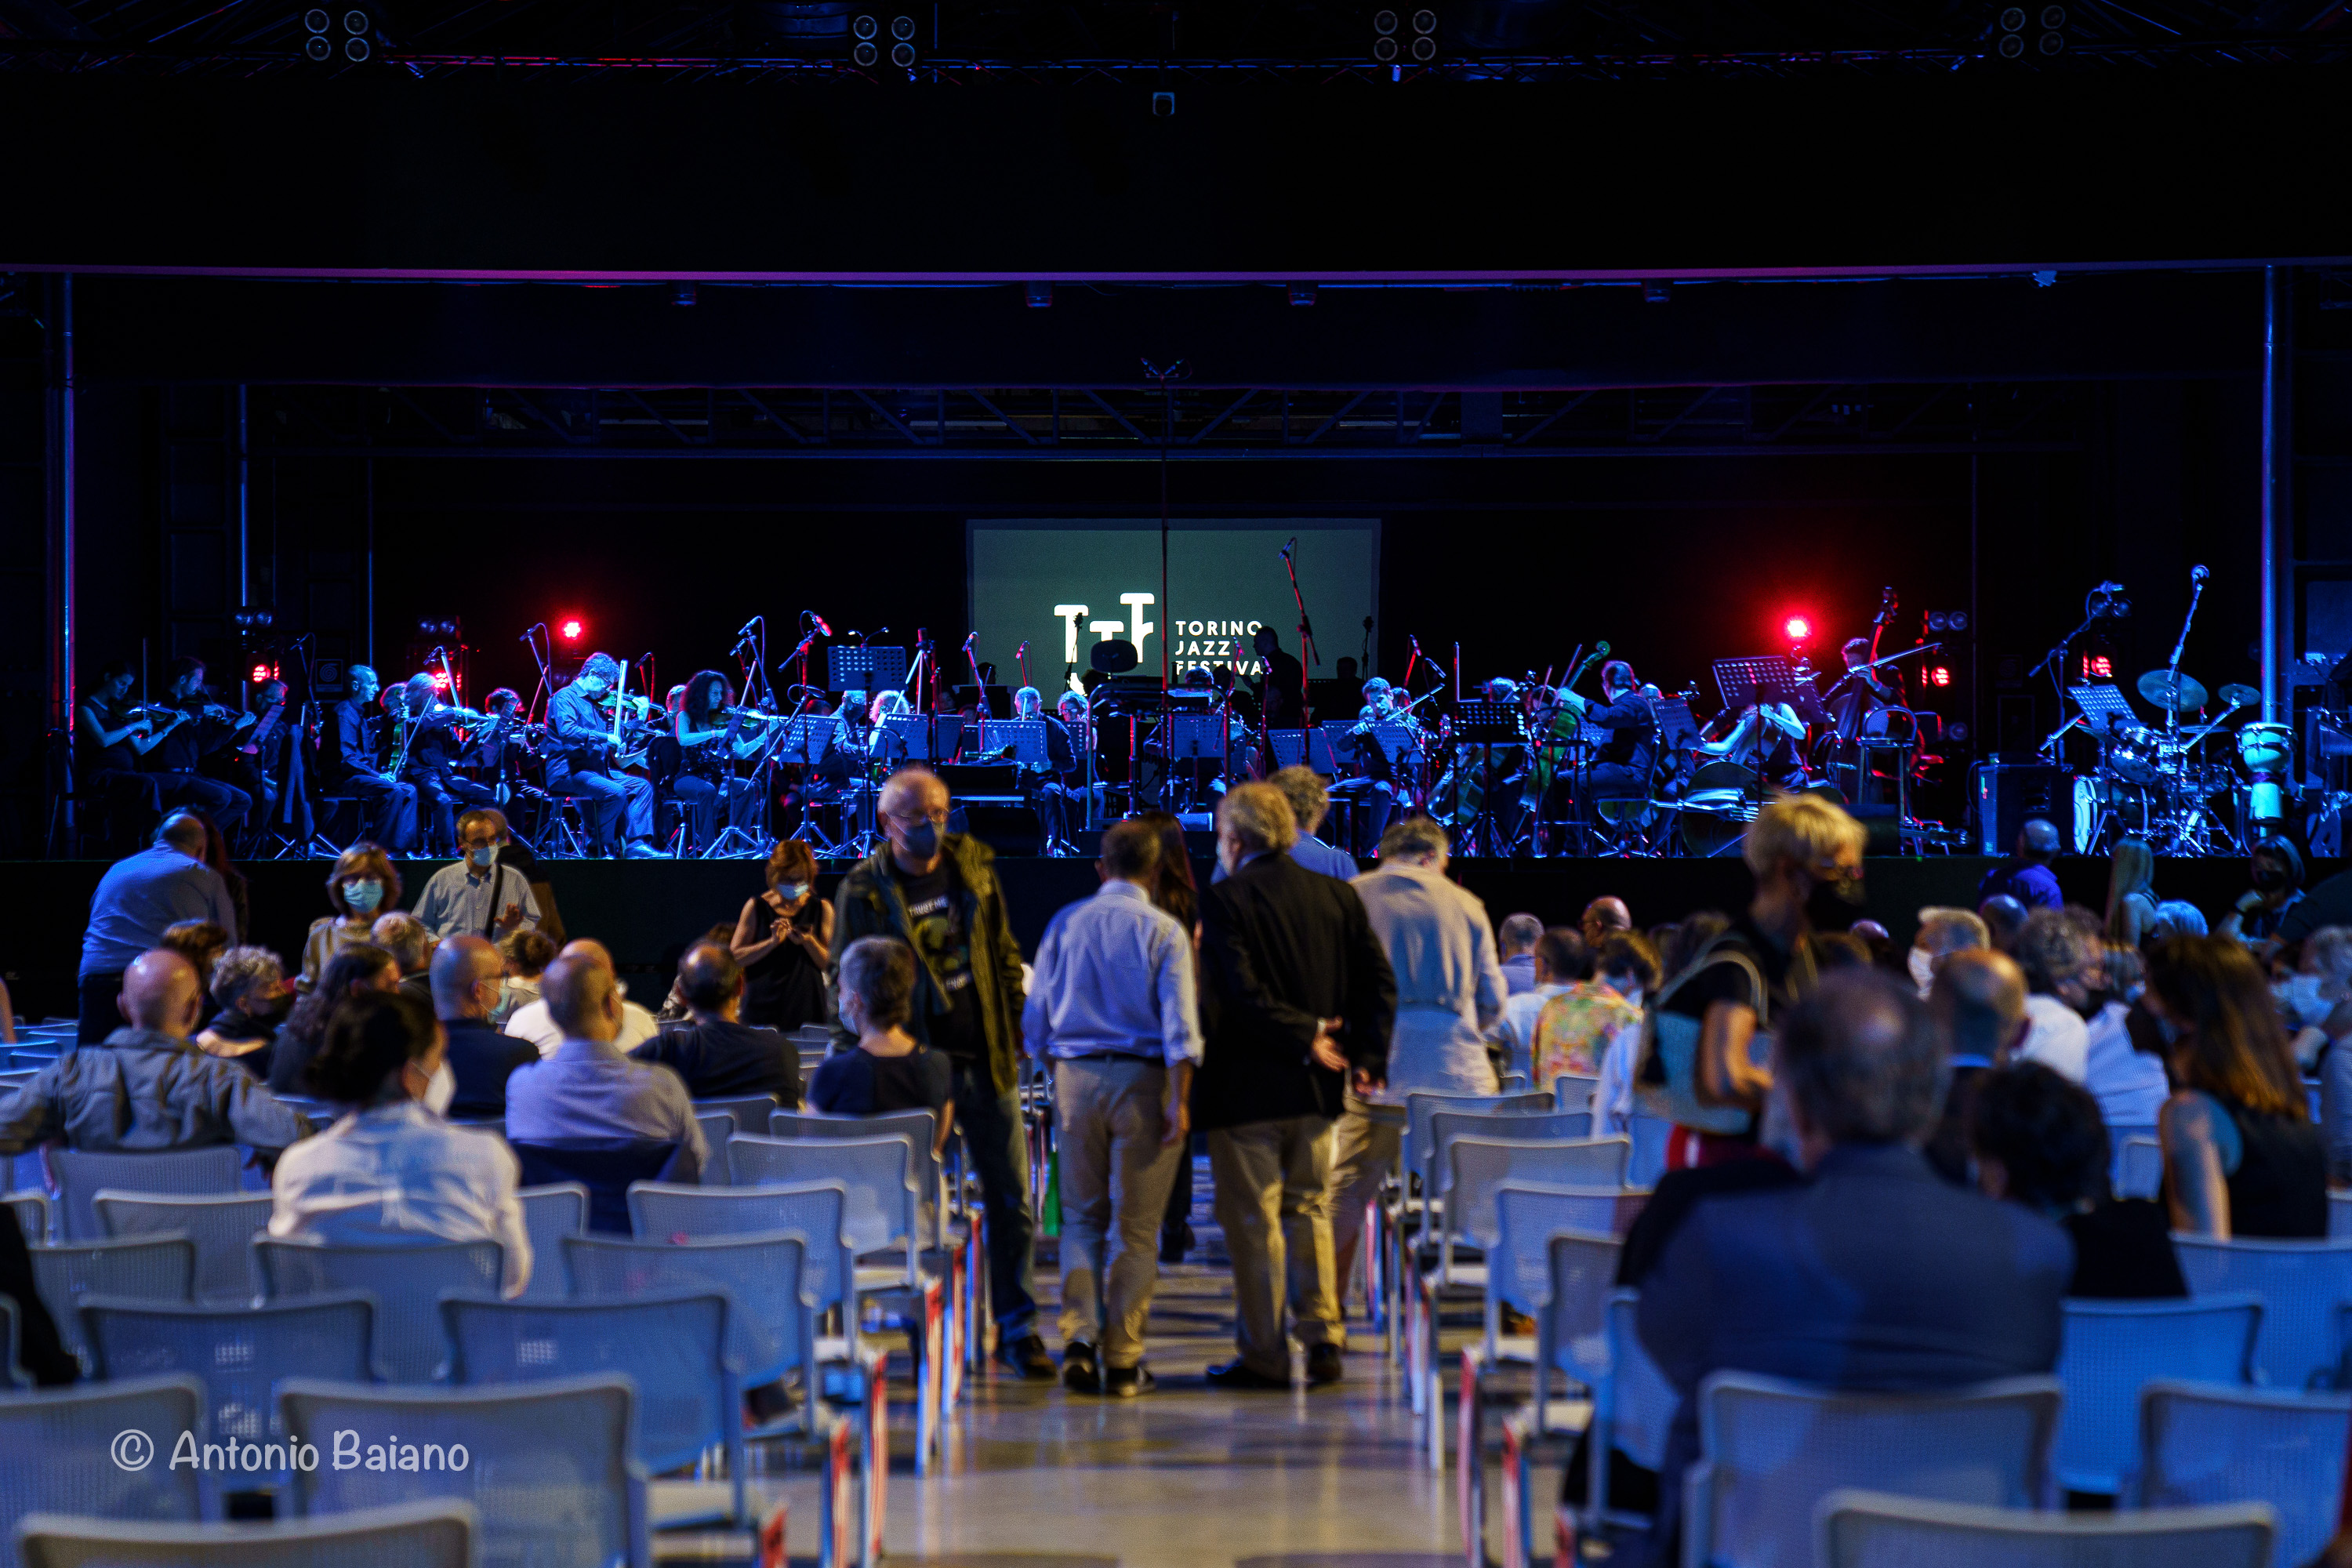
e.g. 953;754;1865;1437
45;274;74;734
2260;266;2281;722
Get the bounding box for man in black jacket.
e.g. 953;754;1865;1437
325;666;419;851
635;942;803;1105
1192;781;1397;1389
431;935;539;1120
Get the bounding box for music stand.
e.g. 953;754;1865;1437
1267;728;1340;773
1712;656;1802;717
827;645;909;694
885;713;964;761
2071;682;2137;739
1653;698;1704;751
977;718;1049;768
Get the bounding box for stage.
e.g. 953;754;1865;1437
2;853;2311;1026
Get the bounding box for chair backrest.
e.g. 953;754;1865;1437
626;1180;855;1319
81;1295;375;1448
768;1109;943;1232
1693;1371;2062;1568
2138;1379;2352;1568
253;1240;505;1383
693;1114;734;1187
15;1499;477;1568
1599;1290;1676;1471
1626;1112;1674;1189
49;1147;245;1242
1816;1488;2276;1568
1428;1109;1595;1194
2050;1294;2261;1495
1485;1184;1621;1363
691;1094;780;1133
508;1140;683;1236
442;1293;737;1478
27;1238;195;1375
279;1373;648;1568
93;1192;274;1306
562;1232;810;1389
0;1375;205;1568
727;1133;917;1276
2330;1189;2352;1240
1403;1091;1553;1192
4;1193;48;1247
1553;1073;1600;1113
1445;1137;1632;1258
514;1185;587;1303
2172;1234;2352;1390
2112;1138;2164;1201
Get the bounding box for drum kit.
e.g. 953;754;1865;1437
2069;669;2290;855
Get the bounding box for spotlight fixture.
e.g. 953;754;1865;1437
560;618;584;641
2040;5;2064;24
1409;8;1436;59
1372;9;1399;61
1025;281;1053;309
304;7;329;29
231;608;276;632
1929;666;1953;688
1375;34;1398;60
1926;610;1970;633
671;282;697;307
1374;9;1399;33
415;615;462;638
2038;27;2063;51
305;34;332;57
1287;283;1319;307
340;6;369;59
852;12;877;64
1998;5;2025;28
1998;31;2024;55
1784;615;1812;643
1411;7;1436;31
888;12;915;65
249;662;278;684
1411;34;1435;59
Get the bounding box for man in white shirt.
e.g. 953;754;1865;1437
502;938;659;1057
1486;927;1582;1082
411;808;540;942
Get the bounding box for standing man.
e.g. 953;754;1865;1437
1581;896;1633;951
412;809;541;942
325;666;419;852
1192;782;1396;1389
1210;766;1358;883
76;812;240;1044
1023;818;1203;1396
829;766;1046;1376
544;654;665;859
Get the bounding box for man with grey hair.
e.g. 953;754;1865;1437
504;949;705;1181
1636;968;2070;1557
1906;906;1989;996
2010;908;2094;1083
1496;912;1544;996
1214;764;1358;881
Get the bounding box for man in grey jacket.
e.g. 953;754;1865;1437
0;949;313;1156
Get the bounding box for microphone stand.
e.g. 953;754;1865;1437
1282;545;1317;726
2165;576;2207;740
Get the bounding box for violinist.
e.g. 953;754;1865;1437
394;673;500;856
543;652;666;859
673;669;771;852
1557;659;1658;808
460;688;528;790
77;660;175;827
139;656;253;835
243;677;296;833
325;665;420;851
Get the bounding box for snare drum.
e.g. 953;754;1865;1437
2238;720;2293;775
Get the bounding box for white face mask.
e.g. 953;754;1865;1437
2278;972;2328;1027
423;1060;456;1116
778;882;811;902
1907;946;1936;995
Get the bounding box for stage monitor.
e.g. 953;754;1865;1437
967;519;1380;691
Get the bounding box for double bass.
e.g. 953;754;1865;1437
1529;641;1610;806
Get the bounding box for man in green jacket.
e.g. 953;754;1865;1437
829;766;1049;1375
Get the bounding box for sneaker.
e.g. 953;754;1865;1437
622;840;672;859
1103;1364;1157;1398
996;1332;1054;1379
1203;1358;1291;1390
1304;1344;1345;1386
1062;1341;1100;1394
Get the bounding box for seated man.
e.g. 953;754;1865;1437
503;938;660;1056
1496;913;1543;996
504;949;706;1182
633;942;803;1105
1487;926;1584;1083
431;935;539;1120
0;949;313;1155
1635;969;2069;1556
371;912;436;1011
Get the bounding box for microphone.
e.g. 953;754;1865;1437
808;611;833;637
1279;536;1297;559
735;616;762;638
2096;581;2125;593
516;630;537;644
2191;564;2210;585
963;632;978;652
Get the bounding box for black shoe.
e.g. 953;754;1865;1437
1104;1364;1157;1398
1305;1345;1345;1386
1204;1357;1293;1390
1061;1341;1100;1393
996;1332;1055;1379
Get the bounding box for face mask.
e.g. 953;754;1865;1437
778;882;811;902
898;818;940;859
468;844;498;869
1802;871;1864;931
1907;947;1936;994
2279;973;2328;1027
343;879;384;913
2252;866;2287;891
422;1060;456;1116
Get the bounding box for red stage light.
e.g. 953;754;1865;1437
1929;666;1952;688
249;662;275;684
1783;615;1811;642
2082;654;2113;679
560;618;584;641
430;670;452;691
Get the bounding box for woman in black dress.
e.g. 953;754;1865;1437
731;838;833;1033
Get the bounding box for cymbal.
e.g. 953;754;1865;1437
2218;683;2261;709
2136;669;2209;713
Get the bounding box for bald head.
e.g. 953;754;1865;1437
560;939;614;972
677;942;744;1020
2017;818;2060;862
1932;948;2029;1065
1978;895;2028;953
119;949;201;1037
430;934;503;1021
157;812;207;858
1582;898;1632;946
543;952;619;1042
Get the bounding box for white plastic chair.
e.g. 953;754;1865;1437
93;1192;273;1305
1439;1137;1632;1281
1686;1371;2062;1568
1626;1112;1674;1189
2328;1189;2351;1240
727;1134;926;1289
514;1185;586;1303
691;1094;781;1133
1816;1489;2275;1568
49;1147;243;1242
2111;1138;2164;1201
2137;1377;2352;1568
278;1374;655;1568
562;1232;811;1408
2172;1234;2352;1389
0;1375;205;1564
252;1240;504;1383
1381;1091;1551;1358
768;1111;946;1248
27;1237;194;1377
2051;1294;2259;1494
15;1498;477;1568
1552;1073;1600;1113
694;1115;735;1187
4;1193;48;1247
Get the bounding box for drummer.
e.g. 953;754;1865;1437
1558;659;1658;807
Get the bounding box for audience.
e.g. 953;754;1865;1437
1530;930;1644;1085
2104;837;2159;949
2217;836;2305;947
1496;912;1544;996
2278;924;2352;1072
495;927;555;1029
1022;819;1203;1397
504;949;706;1183
1977;893;2028;956
503;938;660;1054
1969;1062;2187;1298
194;944;290;1075
1585;933;1663;1138
1905;906;1987;996
634;942;803;1105
1487;926;1584;1083
1327;816;1502;1303
1635;969;2070;1556
0;1200;73;1385
371;913;435;1007
2082;944;2170;1131
158;919;229;1022
1134;808;1202;1266
270;942;401;1098
1924;947;2027;1184
430;934;539;1120
2010;908;2094;1083
0;949;312;1155
75;811;239;1044
1211;765;1359;881
299;843;400;990
809;936;953;1131
2151;899;2209;941
1976;818;2063;910
2146;935;2327;1237
1581;895;1633;950
411;808;541;942
1191;782;1395;1390
730;839;833;1033
268;989;532;1297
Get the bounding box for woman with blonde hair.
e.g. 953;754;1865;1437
731;838;833;1031
2105;837;2158;949
298;843;401;990
2145;935;2325;1237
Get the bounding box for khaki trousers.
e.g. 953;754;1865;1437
1208;1114;1341;1379
1324;1098;1407;1333
1053;1055;1185;1369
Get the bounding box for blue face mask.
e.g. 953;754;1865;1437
469;845;499;869
343;878;384;914
778;882;811;902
